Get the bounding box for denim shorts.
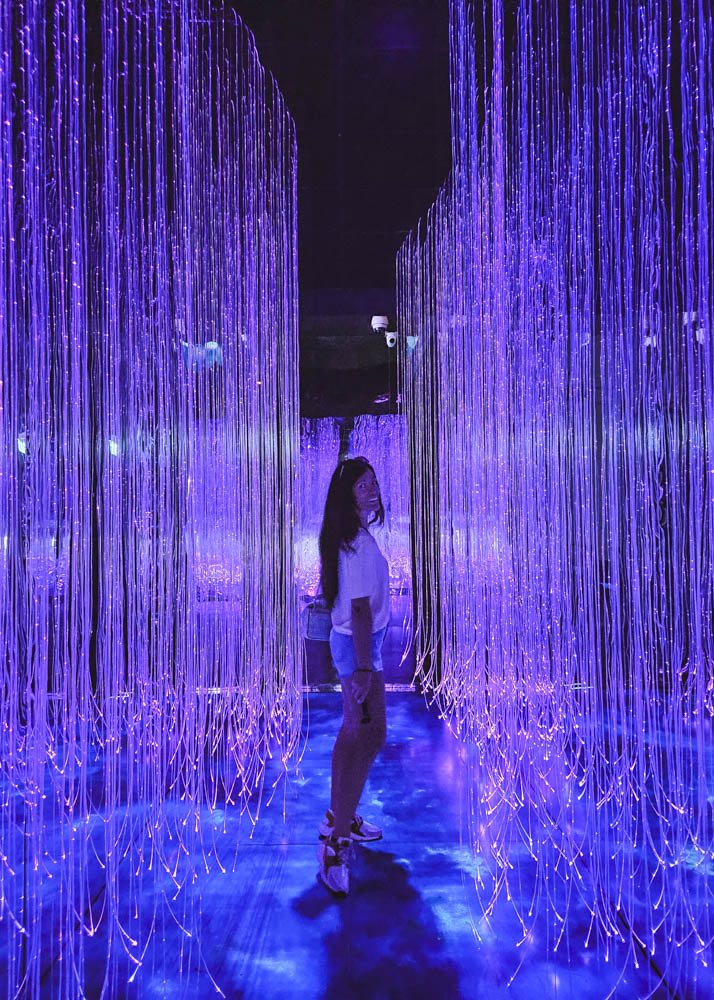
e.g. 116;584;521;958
329;626;388;679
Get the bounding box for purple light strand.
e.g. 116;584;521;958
1;1;300;994
398;0;713;985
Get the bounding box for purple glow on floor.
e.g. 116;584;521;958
398;0;713;988
0;0;299;994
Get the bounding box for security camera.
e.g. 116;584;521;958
371;315;389;334
385;331;397;348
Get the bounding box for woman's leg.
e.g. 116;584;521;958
330;671;386;839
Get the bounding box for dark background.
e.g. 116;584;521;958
232;1;452;416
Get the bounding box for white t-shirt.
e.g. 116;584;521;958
331;528;390;635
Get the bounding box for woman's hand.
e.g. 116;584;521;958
351;669;372;704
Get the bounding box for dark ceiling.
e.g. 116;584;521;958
232;1;452;416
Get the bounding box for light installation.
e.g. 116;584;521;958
0;1;299;994
398;0;713;988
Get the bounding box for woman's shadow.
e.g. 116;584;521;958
293;845;464;1000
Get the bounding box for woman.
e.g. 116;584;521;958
317;456;390;895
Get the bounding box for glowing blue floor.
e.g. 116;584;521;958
22;690;709;999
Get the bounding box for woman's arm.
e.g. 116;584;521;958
351;596;373;702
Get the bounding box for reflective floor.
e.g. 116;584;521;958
20;689;710;999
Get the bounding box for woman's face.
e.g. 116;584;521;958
353;467;380;518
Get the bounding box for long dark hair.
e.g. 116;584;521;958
319;457;385;609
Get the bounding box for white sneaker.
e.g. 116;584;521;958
319;808;383;843
317;835;352;895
